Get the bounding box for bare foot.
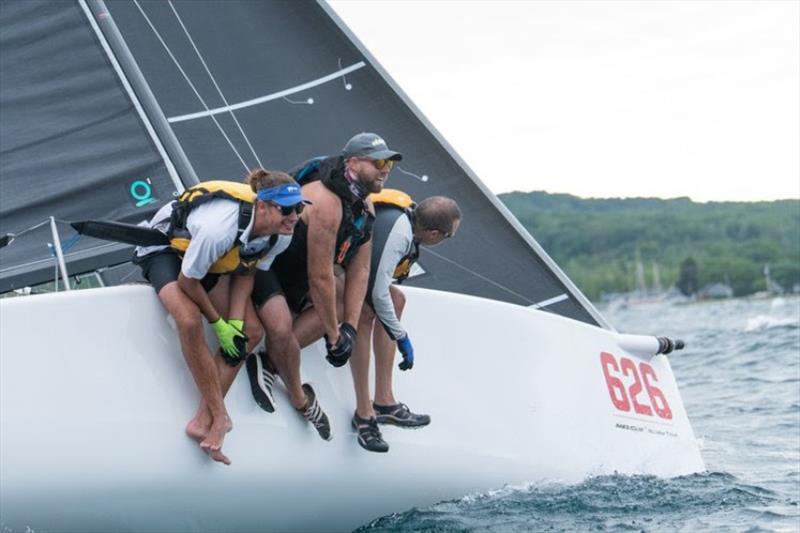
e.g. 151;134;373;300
205;446;232;466
200;414;233;451
185;416;210;442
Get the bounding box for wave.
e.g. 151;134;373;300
356;472;798;532
742;314;799;332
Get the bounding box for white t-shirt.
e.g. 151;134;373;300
135;199;290;279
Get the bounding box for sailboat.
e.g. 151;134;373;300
0;1;704;531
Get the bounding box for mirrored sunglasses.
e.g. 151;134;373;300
371;159;394;171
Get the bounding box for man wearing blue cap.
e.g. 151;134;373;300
248;133;402;441
134;169;307;464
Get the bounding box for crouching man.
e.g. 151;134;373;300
350;191;461;452
134;169;304;464
247;132;403;441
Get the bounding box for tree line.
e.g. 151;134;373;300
499;191;800;302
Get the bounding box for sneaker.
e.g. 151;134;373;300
246;349;277;413
373;402;431;428
351;412;389;453
298;383;332;441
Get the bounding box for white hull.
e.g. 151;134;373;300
0;285;704;532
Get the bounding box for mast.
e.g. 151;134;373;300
83;0;199;189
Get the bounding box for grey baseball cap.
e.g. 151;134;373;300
342;132;403;161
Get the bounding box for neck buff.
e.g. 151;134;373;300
344;167;369;200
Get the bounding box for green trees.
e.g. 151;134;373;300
499;192;800;301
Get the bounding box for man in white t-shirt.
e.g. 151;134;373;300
134;170;308;464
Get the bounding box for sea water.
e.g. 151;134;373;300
357;297;800;532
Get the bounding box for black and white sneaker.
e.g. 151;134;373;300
298;383;332;441
374;402;431;428
352;412;389;453
246;349;277;413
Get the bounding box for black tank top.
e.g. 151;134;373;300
277;156;373;272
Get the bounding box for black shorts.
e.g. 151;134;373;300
134;250;219;295
252;267;309;314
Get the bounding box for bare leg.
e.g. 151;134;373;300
374;286;406;406
351;306;376;418
158;282;232;464
292;306;326;350
293;275;346;349
258;295;306;409
187;298;263;441
185;278;231;443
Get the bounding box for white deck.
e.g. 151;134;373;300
0;285;704;532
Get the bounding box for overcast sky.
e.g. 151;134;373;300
329;1;799;202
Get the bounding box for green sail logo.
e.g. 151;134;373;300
129;179;157;208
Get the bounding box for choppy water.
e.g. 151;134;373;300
358;297;800;532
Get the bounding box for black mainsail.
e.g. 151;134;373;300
0;0;183;291
0;0;607;327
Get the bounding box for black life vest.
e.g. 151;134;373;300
291;156;374;266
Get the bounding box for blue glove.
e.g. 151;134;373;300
397;334;414;371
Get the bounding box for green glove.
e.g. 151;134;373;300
211;318;248;361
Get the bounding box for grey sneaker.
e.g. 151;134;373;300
246;349;276;413
352;412;389;453
373;402;431;428
298;383;332;441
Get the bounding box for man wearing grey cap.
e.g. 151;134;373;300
246;133;402;441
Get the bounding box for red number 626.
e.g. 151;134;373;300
600;352;672;420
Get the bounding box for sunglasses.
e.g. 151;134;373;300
370;158;394;171
269;202;305;216
427;228;452;239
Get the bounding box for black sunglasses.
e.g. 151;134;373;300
269;202;305;216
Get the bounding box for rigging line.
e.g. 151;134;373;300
5;219;52;240
422;248;537;306
0;241;122;275
132;0;250;172
166;1;263;169
394;166;429;182
168;62;367;123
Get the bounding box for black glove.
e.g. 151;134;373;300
223;335;249;367
325;322;356;368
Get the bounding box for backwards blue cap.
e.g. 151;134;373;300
256;182;311;206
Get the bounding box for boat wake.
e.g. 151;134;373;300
356;473;798;532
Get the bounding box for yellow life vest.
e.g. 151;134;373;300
169;181;259;274
368;188;414;210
